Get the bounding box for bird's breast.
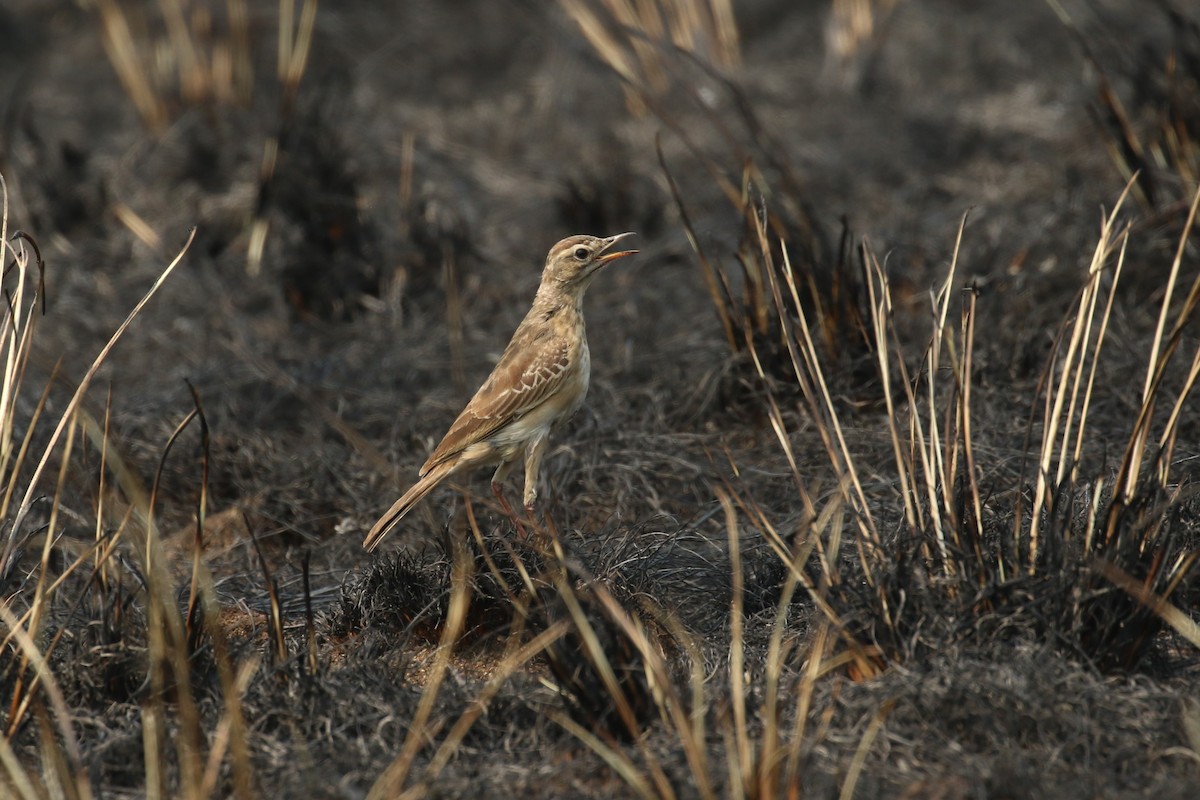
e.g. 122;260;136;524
543;332;589;432
569;339;591;418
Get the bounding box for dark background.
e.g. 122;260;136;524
2;0;1199;797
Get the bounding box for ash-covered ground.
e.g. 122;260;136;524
2;1;1200;797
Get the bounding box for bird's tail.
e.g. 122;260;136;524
362;461;455;552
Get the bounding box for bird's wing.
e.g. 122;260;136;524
419;329;574;476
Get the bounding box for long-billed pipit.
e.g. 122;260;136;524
363;233;638;551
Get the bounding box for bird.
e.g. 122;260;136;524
363;232;638;552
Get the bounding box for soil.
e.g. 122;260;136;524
2;0;1200;798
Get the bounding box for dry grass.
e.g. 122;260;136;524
702;169;1200;676
85;0;318;275
823;0;902;86
527;171;1200;793
558;0;740;115
4;1;1200;798
0;182;196;798
1060;0;1200;211
86;0;255;132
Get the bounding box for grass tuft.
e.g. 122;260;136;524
723;178;1200;676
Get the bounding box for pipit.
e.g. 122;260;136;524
363;232;638;551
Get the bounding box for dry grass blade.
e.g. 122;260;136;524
722;460;883;680
717;488;752;797
545;536;713;798
113;203;162;253
838;698;896;800
36;703;76;800
10;417;80;731
648;607;714;800
0;731;40;800
419;624;568;785
1096;559;1200;650
862;244;921;537
930;217;967;559
1143;181;1200;397
549;710;657;800
1071;233;1129;473
1028;177;1136;567
0;368;53;526
73;400;153;542
825;0;901;78
1140;183;1200;459
279;0;318;113
1103;181;1200;513
558;0;739;114
88;0;257;131
785;621;832;795
553;577;648;740
249;0;319;275
560;0;643;87
1156;340;1200;476
248;516;288;665
141;416;211;800
183;383;208;645
91;0;168;131
182;385;256;800
757;531;804;797
777;241;882;576
0;603;94;800
0;183;48;527
368;537;473;799
199;656;261;799
302;552;318;675
657;135;736;351
144;703;163;800
2;228;194;568
545;562;676;797
956;285;985;565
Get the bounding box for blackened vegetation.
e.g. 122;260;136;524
829;479;1200;674
59;592;149;707
1084;1;1200;212
21;138;110;239
271;100;384;322
404;183;477;301
535;581;659;743
557;153;667;242
333;531;542;649
333;520;772;741
4;1;1200;798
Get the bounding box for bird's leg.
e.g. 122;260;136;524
522;436;550;537
491;462;528;540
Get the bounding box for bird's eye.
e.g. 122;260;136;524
573;246;589;260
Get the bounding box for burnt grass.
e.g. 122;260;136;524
3;0;1200;798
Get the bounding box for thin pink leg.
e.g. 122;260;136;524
492;481;528;540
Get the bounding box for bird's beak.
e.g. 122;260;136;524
597;232;638;264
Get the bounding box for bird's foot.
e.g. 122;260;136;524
523;501;563;547
523;503;539;541
492;482;529;540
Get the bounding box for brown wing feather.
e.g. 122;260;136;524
419;330;573;475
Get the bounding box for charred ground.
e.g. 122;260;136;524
2;1;1200;798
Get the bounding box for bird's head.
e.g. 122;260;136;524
541;232;638;292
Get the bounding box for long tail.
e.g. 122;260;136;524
363;461;456;552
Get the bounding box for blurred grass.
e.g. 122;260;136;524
3;1;1200;797
84;0;317;275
